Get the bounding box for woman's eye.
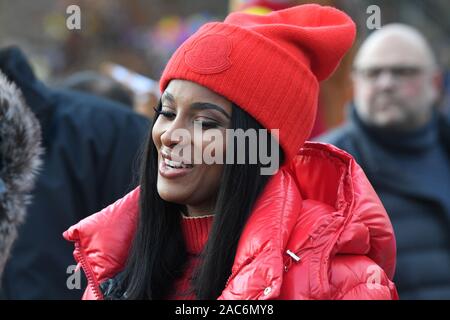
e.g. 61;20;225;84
194;120;220;129
154;107;176;119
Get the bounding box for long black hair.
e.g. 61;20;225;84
120;100;284;299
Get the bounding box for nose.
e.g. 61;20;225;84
374;70;396;91
160;118;191;149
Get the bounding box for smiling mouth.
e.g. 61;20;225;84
163;158;193;169
159;150;194;179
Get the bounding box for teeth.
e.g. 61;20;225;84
164;158;191;169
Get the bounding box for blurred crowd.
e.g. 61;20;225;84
0;0;449;299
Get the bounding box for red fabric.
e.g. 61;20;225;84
181;214;213;255
160;4;356;159
167;215;213;300
64;142;398;300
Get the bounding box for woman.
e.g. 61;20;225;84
64;4;398;300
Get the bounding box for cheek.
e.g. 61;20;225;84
152;120;163;148
355;83;373;100
206;140;226;158
354;84;373;112
399;80;423;97
201;164;224;192
196;130;227;160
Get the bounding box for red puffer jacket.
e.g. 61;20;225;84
64;142;398;300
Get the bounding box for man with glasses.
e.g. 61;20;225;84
318;24;450;299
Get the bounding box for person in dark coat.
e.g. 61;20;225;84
0;46;150;299
60;71;134;109
0;70;42;280
318;24;450;299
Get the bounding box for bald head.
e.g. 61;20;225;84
352;24;440;131
354;23;437;71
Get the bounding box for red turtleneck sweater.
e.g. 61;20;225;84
168;214;213;300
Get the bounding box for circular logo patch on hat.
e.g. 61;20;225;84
184;34;232;74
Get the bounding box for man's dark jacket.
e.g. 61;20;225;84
318;106;450;299
0;47;150;299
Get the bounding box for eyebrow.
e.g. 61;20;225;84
162;92;231;119
162;92;176;103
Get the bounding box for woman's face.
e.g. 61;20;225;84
152;79;232;216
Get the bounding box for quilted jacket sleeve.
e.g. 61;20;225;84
331;255;398;300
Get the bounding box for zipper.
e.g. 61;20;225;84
224;256;255;289
224;245;308;289
283;246;308;272
74;242;103;300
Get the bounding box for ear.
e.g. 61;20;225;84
432;70;443;93
429;70;444;106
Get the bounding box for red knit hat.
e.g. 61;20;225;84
160;4;356;159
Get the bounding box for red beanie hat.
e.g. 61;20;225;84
160;4;356;159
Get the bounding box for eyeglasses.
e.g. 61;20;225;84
354;66;424;81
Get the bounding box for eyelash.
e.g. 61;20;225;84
197;121;219;129
153;107;220;129
154;107;175;119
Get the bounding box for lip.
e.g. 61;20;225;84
159;151;194;179
161;149;193;164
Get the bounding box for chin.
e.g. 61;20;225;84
157;183;190;204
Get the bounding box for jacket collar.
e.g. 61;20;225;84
218;163;302;299
347;103;450;202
